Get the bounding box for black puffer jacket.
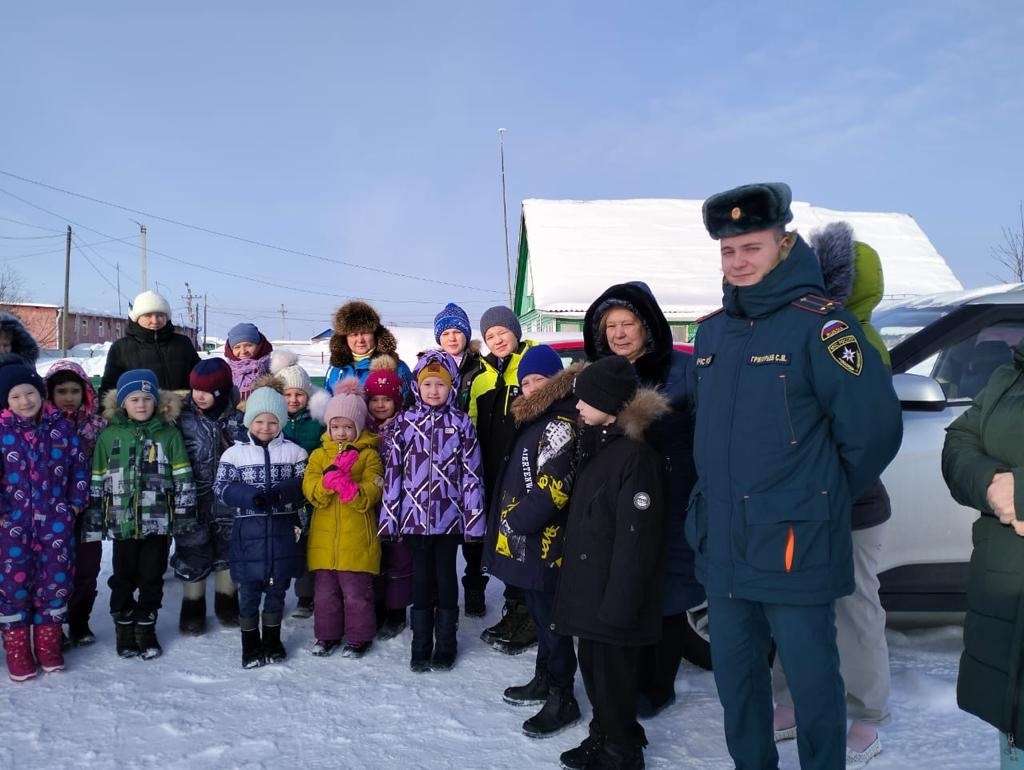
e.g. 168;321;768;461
178;393;246;507
553;387;670;646
583;281;702;613
483;366;579;593
0;311;40;368
100;320;199;398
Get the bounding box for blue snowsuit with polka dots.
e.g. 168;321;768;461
0;403;90;628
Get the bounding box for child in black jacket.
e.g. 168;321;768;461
552;355;669;770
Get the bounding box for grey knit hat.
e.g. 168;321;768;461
479;306;522;342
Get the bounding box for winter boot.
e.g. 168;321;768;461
134;610;162;660
503;660;549;706
292;596;314;619
2;626;37;682
409;607;434;673
261;612;286;663
311;638;341;657
213;570;239;627
523;685;582;738
481;598;523;645
559;729;606;770
33;624;65;673
431;607;459;671
589;741;645;769
463;575;486;618
67;586;98;646
179;579;207;635
496;605;537;655
341;641;372;658
377;607;407;641
240;617;264;668
113;610;139;658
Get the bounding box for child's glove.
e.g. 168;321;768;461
322;469;358;503
334;449;359;476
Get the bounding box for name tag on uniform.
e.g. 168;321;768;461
695;355;715;367
748;353;790;366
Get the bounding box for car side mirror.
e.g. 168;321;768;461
892;373;947;412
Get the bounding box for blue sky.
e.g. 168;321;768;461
1;2;1021;338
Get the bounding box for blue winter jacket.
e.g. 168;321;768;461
685;236;902;605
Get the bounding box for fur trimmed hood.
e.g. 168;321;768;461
0;310;39;367
329;301;400;368
102;387;183;425
511;364;581;426
809;221;856;305
615;386;671;441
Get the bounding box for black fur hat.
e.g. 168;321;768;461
702;182;793;240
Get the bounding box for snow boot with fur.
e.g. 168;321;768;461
213;570;239;627
179;579;207;635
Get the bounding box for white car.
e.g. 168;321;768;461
878;283;1024;610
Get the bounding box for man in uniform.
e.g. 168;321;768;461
685;182;903;769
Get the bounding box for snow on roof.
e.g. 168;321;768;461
521;198;963;318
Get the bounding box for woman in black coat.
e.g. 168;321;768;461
100;290;199;398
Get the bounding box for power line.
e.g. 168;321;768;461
0;169;506;294
71;235;123;298
0;215;63;232
0;232;63;240
0;235;137;261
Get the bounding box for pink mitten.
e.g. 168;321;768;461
322;469;359;502
334;449;359;475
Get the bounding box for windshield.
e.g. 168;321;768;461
874;305;957;349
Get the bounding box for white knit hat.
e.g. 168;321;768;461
270;350;312;396
129;290;172;322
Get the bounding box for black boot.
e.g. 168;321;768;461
377;607;407;641
481;598;524;646
214;592;240;627
523;685;582;738
134;610;162;660
496;605;537;655
503;660;549;705
261;612;286;663
560;726;605;770
68;587;98;646
113;610;139;658
409;607;434;673
240;617;265;669
590;741;645;769
179;596;207;635
431;607;459;671
462;575;486;618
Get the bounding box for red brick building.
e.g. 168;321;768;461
0;303;196;350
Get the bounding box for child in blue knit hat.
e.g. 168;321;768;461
224;322;274;401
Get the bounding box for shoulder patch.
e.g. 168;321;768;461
695;307;725;324
791;294;843;315
823;324;863;376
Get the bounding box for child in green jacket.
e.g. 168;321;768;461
85;369;197;660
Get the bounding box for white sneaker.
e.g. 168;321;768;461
846;736;882;769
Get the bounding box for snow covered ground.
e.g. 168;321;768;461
0;558;993;769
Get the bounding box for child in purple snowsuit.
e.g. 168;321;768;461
44;360;107;648
0;365;90;680
379;350;485;673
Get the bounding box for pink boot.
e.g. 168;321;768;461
3;626;38;682
33;624;65;673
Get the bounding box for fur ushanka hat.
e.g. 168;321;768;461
328;301;400;370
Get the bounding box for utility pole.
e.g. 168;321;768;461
183;283;197;346
279;304;287;340
203;294;208;350
62;226;71;356
116;262;122;317
131;221;147;290
498;127;513;306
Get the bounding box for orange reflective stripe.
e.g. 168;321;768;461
784;526;795;572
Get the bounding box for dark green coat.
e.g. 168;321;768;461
942;343;1024;740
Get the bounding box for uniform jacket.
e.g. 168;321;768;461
584;281;702;613
303;431;384;574
100;320;200;398
484;366;579;593
469;339;537;492
44;360;107;457
379;351;485;539
0;402;90;626
942;343;1024;740
685;236;902;605
552;388;670;646
214;431;308;585
85;391;198;542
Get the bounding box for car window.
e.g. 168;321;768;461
930;322;1024;401
875;305;956;349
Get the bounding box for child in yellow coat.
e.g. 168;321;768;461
302;378;384;658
